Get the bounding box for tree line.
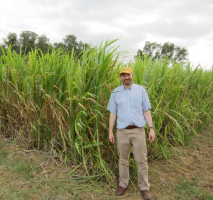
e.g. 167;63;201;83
0;31;189;62
0;31;90;57
136;41;188;63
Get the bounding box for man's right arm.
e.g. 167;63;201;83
109;112;116;144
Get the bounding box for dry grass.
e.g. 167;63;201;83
1;121;213;199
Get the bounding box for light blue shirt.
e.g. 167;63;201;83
107;83;151;129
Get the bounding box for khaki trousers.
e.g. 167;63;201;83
116;127;150;190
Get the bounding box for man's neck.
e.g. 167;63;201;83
123;82;133;90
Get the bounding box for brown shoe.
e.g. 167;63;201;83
141;190;151;200
115;186;127;196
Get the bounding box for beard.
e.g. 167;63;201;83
123;79;131;85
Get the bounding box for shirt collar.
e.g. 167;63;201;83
122;83;134;90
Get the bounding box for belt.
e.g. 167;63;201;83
125;125;138;129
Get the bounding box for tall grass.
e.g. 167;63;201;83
0;41;213;185
133;58;213;157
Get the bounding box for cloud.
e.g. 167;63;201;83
0;0;212;68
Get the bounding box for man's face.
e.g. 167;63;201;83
120;73;133;86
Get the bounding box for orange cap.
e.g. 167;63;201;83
120;67;133;75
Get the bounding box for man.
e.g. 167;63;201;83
107;67;155;200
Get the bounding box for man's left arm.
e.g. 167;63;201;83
143;110;155;143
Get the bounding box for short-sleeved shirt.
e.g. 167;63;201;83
107;83;151;129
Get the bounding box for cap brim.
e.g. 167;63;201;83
120;70;132;74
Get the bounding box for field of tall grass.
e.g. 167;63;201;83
0;40;213;185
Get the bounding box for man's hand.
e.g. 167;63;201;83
109;132;115;144
149;129;155;143
109;113;116;144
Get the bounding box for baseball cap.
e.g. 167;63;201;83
120;67;133;75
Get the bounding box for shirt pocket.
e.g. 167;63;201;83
132;98;142;108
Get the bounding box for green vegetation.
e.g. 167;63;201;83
0;31;90;57
159;179;213;200
0;144;81;199
0;148;8;165
136;41;188;63
0;39;213;186
174;179;213;199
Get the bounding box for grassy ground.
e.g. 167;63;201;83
148;122;213;200
0;122;213;200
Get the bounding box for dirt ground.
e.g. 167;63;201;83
0;123;213;200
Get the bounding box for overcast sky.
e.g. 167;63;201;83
0;0;213;69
